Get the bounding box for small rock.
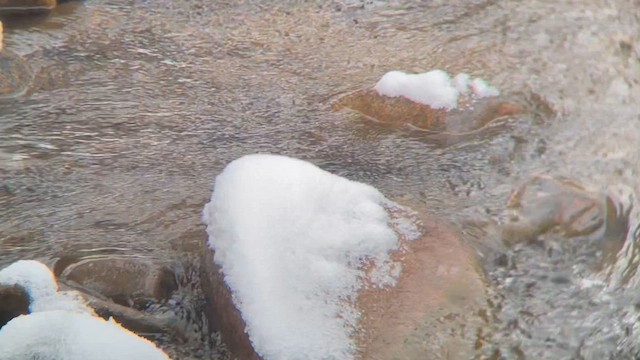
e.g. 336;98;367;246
0;48;33;99
60;258;178;308
502;176;630;262
0;284;29;329
59;281;181;338
332;88;521;134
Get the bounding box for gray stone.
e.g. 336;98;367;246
502;176;630;265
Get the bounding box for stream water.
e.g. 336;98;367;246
1;0;639;359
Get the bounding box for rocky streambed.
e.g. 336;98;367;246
1;0;640;359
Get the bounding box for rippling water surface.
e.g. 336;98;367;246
1;0;639;358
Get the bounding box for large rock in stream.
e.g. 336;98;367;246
200;154;486;360
0;21;34;99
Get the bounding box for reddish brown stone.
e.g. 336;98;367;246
332;89;522;134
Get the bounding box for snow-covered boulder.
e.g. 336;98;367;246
201;154;485;359
0;260;170;360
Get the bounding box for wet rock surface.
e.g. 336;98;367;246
501;176;630;266
59;257;179;309
333;89;522;135
0;284;29;328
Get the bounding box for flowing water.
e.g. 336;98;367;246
1;0;639;359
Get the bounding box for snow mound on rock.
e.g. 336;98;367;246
202;154;419;360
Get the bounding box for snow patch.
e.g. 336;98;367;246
374;70;500;110
202;154;419;360
470;77;500;98
0;311;170;360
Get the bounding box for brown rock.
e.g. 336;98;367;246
502;176;629;261
332;89;521;135
0;0;56;14
201;205;485;360
0;284;29;329
60;258;178;308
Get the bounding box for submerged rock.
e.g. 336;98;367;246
200;154;485;360
333;88;521;134
60;257;178;308
502;176;630;263
0;0;56;14
0;22;33;99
